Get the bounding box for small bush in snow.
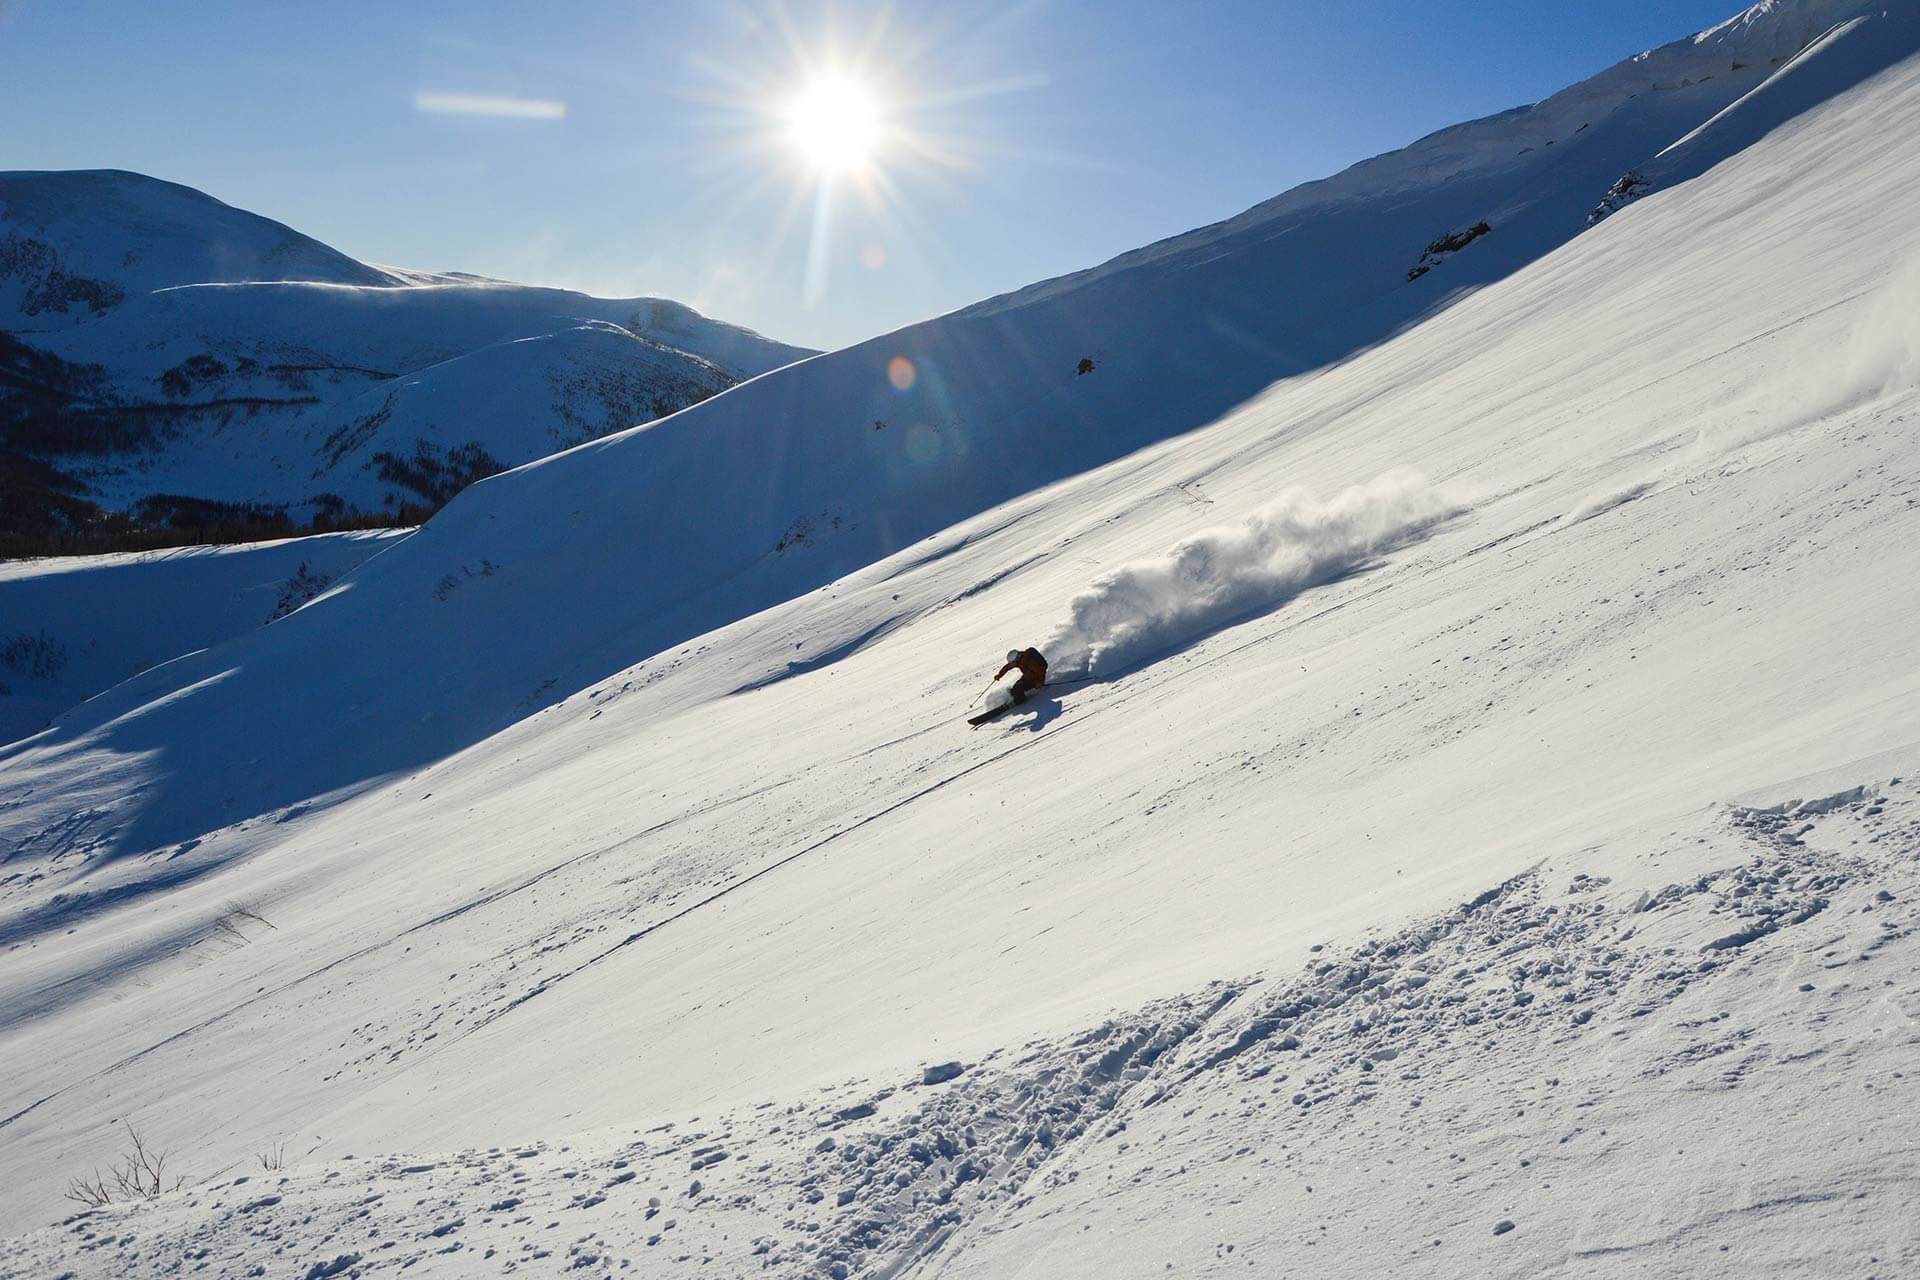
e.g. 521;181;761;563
0;630;67;679
63;1123;185;1207
270;562;335;622
210;899;278;945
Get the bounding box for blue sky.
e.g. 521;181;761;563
3;1;1747;350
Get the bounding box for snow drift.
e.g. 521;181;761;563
1043;471;1462;675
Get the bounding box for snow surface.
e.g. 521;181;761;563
4;2;1920;1276
0;529;408;746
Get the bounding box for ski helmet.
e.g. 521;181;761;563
1007;649;1020;664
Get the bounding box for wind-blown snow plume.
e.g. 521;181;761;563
1043;471;1463;676
1568;254;1920;526
1755;251;1920;431
1847;254;1920;397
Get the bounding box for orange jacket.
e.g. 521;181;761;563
994;648;1048;686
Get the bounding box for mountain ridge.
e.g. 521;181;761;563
0;168;812;547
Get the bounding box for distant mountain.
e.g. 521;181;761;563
0;169;399;325
0;170;812;551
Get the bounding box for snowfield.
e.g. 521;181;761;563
0;529;408;746
3;2;1919;1277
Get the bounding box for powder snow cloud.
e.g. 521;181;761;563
1042;470;1463;676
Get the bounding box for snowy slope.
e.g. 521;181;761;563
1;170;810;521
12;778;1915;1277
976;0;1897;314
3;2;1920;1276
0;529;408;747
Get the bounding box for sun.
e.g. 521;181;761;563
783;75;886;176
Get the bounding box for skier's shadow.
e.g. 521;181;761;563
1005;693;1064;733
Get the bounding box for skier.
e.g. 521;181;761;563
993;646;1049;705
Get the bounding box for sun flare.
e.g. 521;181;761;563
783;75;885;175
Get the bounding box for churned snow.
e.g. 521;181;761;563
3;2;1919;1277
